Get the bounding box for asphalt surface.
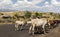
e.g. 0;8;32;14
0;23;60;37
0;24;46;37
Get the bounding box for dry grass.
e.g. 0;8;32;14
0;22;13;25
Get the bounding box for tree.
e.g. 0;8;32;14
35;12;42;18
35;12;39;17
24;11;31;19
13;12;19;19
58;14;60;19
39;13;42;16
49;12;53;15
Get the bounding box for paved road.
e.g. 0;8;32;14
0;23;60;37
0;24;47;37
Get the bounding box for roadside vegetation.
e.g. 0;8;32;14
0;11;60;24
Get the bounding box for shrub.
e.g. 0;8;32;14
24;11;31;19
13;12;19;19
35;12;42;18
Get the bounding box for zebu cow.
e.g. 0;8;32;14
48;19;59;29
15;20;27;31
29;18;49;35
47;17;57;29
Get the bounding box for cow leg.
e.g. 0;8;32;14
50;23;54;29
48;23;51;29
43;28;46;34
45;24;50;33
29;26;32;35
42;24;46;34
20;24;23;31
15;24;19;31
54;22;58;27
32;25;35;35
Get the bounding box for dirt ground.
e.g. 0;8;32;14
0;23;60;37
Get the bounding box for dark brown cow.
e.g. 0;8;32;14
48;19;59;29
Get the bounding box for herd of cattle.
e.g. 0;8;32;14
15;17;60;35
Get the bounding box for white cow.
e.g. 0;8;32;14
15;20;26;31
29;18;49;35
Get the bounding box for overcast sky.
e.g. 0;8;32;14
0;0;60;13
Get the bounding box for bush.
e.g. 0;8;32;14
35;12;42;17
49;12;53;15
58;15;60;19
24;11;31;19
13;12;19;19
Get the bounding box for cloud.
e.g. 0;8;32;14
51;0;60;6
0;0;60;13
13;0;44;7
28;0;44;4
0;0;44;9
0;0;13;6
44;1;51;7
13;0;32;8
0;0;13;9
12;0;44;10
45;2;49;5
